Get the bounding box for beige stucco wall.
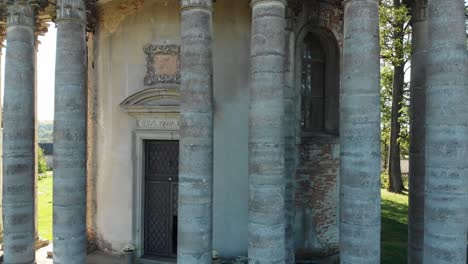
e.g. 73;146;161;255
91;0;181;252
90;0;251;257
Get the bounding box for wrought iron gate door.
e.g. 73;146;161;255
144;140;179;258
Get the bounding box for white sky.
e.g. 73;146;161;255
1;25;57;121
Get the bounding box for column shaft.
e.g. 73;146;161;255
423;0;467;263
408;1;427;263
284;9;296;263
248;1;286;263
340;0;381;263
178;0;214;263
2;2;36;263
53;1;87;263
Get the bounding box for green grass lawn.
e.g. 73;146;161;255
36;173;410;262
381;189;408;264
38;171;53;241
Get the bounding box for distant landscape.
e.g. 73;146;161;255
38;120;53;143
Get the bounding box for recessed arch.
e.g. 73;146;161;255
295;27;340;136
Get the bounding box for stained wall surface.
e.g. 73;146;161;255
90;0;251;258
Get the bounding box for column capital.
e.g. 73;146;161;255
56;0;86;22
251;0;287;7
410;0;427;24
342;0;379;7
5;1;36;28
180;0;213;11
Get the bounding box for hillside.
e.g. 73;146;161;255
38;120;53;143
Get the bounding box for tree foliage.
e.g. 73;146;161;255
380;0;412;67
379;0;412;148
379;0;411;193
38;146;49;174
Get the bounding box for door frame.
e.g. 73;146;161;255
133;129;179;259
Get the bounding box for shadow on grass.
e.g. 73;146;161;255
381;193;408;264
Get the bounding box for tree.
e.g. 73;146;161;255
38;146;49;174
379;0;411;193
465;1;468;37
380;66;392;173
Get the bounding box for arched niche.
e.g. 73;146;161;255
296;28;340;137
293;26;342;260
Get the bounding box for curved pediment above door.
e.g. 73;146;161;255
120;88;180;130
120;87;180;117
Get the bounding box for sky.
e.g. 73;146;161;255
1;25;57;121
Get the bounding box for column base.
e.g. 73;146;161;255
35;237;50;250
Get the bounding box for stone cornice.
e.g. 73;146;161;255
0;0;97;44
97;0;144;35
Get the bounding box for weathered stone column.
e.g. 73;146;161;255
284;7;295;264
408;1;427;263
249;0;286;263
340;0;381;263
0;49;4;244
53;0;87;263
2;2;36;263
178;0;214;263
423;0;467;263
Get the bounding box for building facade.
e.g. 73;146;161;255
0;0;466;264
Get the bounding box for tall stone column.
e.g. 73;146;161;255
284;7;296;264
340;0;381;263
53;0;87;263
424;0;467;263
178;0;214;263
2;2;36;263
248;0;286;263
0;49;4;244
408;1;427;263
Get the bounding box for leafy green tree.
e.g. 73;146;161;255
38;146;49;174
380;0;411;193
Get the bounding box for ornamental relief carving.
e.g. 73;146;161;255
6;2;35;27
143;43;181;87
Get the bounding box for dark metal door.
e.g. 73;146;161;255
144;140;179;258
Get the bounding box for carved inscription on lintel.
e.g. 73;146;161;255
137;118;180;130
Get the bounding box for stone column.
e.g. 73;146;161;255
408;1;427;263
53;0;87;263
2;2;36;263
340;0;381;263
284;7;295;264
248;0;286;263
423;0;467;263
0;48;3;244
178;0;214;263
